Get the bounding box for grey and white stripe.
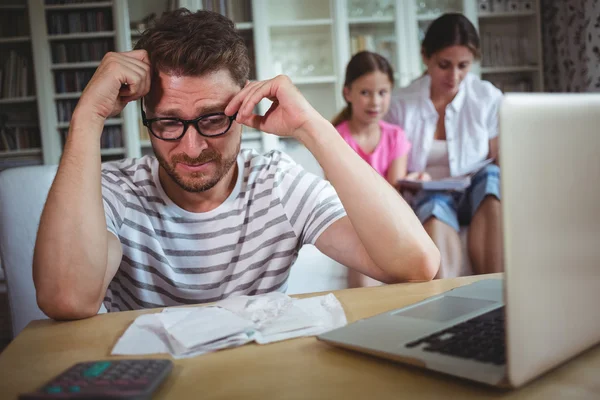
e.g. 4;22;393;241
101;149;346;312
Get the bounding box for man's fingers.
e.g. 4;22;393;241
124;49;150;65
225;80;260;117
239;81;268;119
119;57;151;97
116;64;148;101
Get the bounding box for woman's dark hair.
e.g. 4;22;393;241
134;8;249;87
421;13;480;59
331;51;395;127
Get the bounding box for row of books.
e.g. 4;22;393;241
46;10;113;35
0;127;41;151
56;99;80;122
52;40;113;63
203;0;253;22
54;70;94;93
0;50;33;99
61;125;123;149
481;33;536;67
0;8;29;37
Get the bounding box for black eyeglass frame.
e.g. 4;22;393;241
140;98;238;141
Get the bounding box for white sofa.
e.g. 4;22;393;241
0;165;348;337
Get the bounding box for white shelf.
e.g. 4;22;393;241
478;11;536;19
57;118;123;129
417;12;443;21
235;22;253;30
481;66;540;74
348;16;394;24
45;2;113;10
0;148;42;158
0;36;31;44
0;96;36;104
270;19;333;28
51;61;101;70
48;31;115;41
100;147;126;156
55;92;83;100
292;76;337;85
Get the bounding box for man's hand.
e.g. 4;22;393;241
76;50;151;123
225;75;323;139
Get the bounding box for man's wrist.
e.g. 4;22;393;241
294;116;338;151
71;107;106;135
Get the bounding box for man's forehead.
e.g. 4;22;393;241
147;70;241;111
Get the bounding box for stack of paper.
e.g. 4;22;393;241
398;158;495;192
111;293;347;359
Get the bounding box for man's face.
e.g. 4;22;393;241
145;69;242;193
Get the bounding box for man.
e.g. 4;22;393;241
33;9;439;320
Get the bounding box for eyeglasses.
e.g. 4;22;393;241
140;98;238;141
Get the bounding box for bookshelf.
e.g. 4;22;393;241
41;0;132;162
475;0;544;92
0;1;43;171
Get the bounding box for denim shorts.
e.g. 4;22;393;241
411;164;501;232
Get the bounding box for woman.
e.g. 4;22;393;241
385;13;503;278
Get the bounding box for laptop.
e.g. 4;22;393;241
318;93;600;388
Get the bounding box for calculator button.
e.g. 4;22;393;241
94;380;111;385
83;361;112;377
115;379;130;385
68;386;81;393
45;386;62;393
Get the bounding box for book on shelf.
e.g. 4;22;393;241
398;159;495;192
60;125;123;149
0;7;30;37
0;50;33;99
54;69;95;93
51;39;113;64
46;9;113;34
0;127;41;151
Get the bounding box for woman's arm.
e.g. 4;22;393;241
489;137;499;166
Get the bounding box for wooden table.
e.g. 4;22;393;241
1;273;599;399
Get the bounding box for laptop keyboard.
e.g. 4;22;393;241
405;307;506;365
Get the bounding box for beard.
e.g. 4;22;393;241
154;140;240;193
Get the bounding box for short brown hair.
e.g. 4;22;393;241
134;8;249;87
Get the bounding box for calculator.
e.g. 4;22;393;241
19;359;173;399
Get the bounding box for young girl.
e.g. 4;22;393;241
332;51;411;288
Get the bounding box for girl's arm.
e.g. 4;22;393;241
386;155;408;188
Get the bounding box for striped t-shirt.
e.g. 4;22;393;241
100;149;346;312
